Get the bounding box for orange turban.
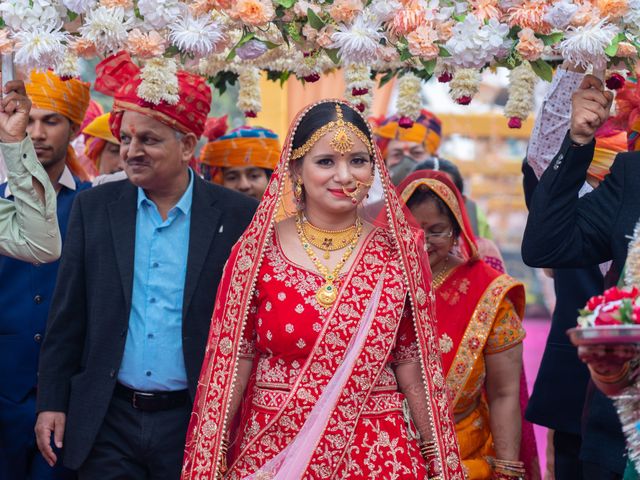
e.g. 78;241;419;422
26;70;91;127
26;70;92;181
374;109;442;157
199;125;281;184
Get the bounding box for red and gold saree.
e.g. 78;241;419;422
181;101;464;480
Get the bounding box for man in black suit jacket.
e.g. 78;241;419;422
522;75;639;479
33;61;257;479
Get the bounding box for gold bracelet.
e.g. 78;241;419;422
589;362;630;384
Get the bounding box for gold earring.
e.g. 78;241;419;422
294;178;303;203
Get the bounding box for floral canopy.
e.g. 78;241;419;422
0;0;638;127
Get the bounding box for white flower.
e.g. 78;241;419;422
560;19;620;71
544;1;578;30
236;39;268;60
331;14;383;63
0;0;65;32
624;0;640;35
344;63;374;116
367;0;401;23
61;0;96;14
79;6;133;53
54;50;81;78
138;0;183;30
449;68;481;103
137;57;180;105
169;12;225;58
13;26;68;71
396;73;422;121
445;15;510;69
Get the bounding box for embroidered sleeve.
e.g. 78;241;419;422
484;297;525;354
392;298;421;365
239;289;258;359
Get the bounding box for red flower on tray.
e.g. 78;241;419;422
578;286;640;327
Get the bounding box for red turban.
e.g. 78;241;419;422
94;51;212;140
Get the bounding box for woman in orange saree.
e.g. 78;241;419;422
398;171;527;480
181;101;464;480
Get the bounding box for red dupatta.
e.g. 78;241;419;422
181;102;464;479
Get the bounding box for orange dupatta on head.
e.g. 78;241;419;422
181;101;464;480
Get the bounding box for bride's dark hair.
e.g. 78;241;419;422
291;101;373;154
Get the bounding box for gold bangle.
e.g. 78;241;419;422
589;362;630;384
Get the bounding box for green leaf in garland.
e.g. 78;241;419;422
260;40;281;50
438;46;450;58
0;18;5;28
324;48;340;64
605;33;626;57
421;58;437;75
399;47;412;62
164;46;180;57
238;32;256;48
67;11;78;21
537;32;564;46
307;8;326;30
530;59;553;82
378;70;396;88
276;0;296;7
286;23;302;43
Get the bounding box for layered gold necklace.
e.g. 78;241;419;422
302;218;359;260
432;255;451;289
296;213;363;308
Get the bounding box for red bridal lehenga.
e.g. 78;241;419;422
181;100;464;480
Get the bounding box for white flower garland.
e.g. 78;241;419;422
449;68;481;105
344;63;374;115
137;56;180;105
396;72;422;123
504;61;538;128
54;50;81;79
237;66;262;117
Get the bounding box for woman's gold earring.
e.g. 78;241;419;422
294;179;303;203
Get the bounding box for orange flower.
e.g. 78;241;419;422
69;38;98;58
508;2;552;34
516;28;545;61
388;0;426;36
597;0;628;18
570;2;597;26
100;0;134;7
617;41;638;58
231;0;276;26
471;0;503;21
316;24;336;49
329;0;364;24
407;25;439;60
436;20;454;42
126;29;166;59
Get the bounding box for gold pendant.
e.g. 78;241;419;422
323;251;330;260
316;281;338;307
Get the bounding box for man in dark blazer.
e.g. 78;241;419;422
33;56;257;479
522;75;639;478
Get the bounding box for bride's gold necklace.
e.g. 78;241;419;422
302;217;359;260
296;213;363;308
432;255;451;289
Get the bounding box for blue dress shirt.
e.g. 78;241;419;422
118;170;194;391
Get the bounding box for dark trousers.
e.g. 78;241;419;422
78;394;191;480
0;390;75;480
554;431;583;480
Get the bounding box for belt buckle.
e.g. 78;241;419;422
132;391;154;409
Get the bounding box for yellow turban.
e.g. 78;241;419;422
26;70;91;126
82;113;118;144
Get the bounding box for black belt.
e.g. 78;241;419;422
114;383;189;412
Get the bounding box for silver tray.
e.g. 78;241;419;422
567;326;640;345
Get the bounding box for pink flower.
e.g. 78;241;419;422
516;28;544;61
594;312;622;326
406;25;439;61
126;29;166;59
438;71;453;83
398;116;414;128
329;0;363;24
616;42;638;58
0;30;13;55
316;25;336;49
508;117;522;128
603;286;638;303
456;95;472;105
633;305;640;324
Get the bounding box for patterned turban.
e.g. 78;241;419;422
200;125;281;184
94;51;212;140
26;70;92;180
374;109;442;157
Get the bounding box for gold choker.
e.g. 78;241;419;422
302;218;359;259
